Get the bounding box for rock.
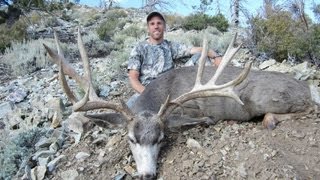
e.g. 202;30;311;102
182;159;194;169
47;97;65;128
33;150;56;160
60;169;79;180
6;87;28;103
51;112;61;128
292;62;316;80
75;152;91;161
35;137;55;149
0;101;14;119
63;112;90;144
114;171;126;180
264;62;292;73
47;155;67;172
123;165;136;175
99;85;111;97
237;163;247;178
106;135;122;151
259;59;276;70
186;138;202;149
291;130;305;139
308;81;320;104
38;157;50;166
31;166;47;180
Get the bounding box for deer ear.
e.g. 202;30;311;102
85;113;127;128
164;115;218;129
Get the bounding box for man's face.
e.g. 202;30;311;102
147;16;165;42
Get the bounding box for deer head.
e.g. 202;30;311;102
44;29;251;180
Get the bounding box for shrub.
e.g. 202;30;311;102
182;13;209;30
2;38;54;76
248;11;313;62
0;20;27;53
165;27;231;54
308;24;320;65
209;13;229;32
48;2;64;11
182;13;229;32
109;50;130;71
121;24;145;39
105;9;128;20
97;19;119;41
0;128;47;179
97;9;129;41
82;31;114;57
164;14;185;29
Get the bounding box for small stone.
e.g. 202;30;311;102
31;166;47;180
38;157;50;166
47;155;66;172
259;59;276;70
123;165;136;175
291;130;305;139
60;169;79;180
0;101;14;119
75;152;90;161
186;138;202;149
182;159;194;169
237;163;247;178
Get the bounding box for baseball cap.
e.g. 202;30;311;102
146;11;165;23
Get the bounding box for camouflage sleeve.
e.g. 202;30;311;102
169;41;193;60
127;45;142;71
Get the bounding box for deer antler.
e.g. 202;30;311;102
158;33;252;118
43;28;134;121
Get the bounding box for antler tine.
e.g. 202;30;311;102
158;33;252;118
77;28;99;101
54;31;64;57
58;58;78;104
77;28;91;83
208;33;240;85
45;29;135;121
194;37;208;87
73;85;134;121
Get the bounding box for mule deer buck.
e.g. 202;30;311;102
44;29;316;180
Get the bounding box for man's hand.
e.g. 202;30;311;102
212;56;222;66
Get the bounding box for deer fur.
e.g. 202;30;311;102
44;29;316;180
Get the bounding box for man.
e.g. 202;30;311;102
127;11;222;107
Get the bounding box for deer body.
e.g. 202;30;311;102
135;66;312;122
44;30;315;179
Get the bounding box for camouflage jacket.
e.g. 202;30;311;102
127;39;192;86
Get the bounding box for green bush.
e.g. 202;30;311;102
97;19;119;41
249;11;314;62
0;128;47;179
97;9;128;41
109;50;130;71
121;24;145;39
182;13;209;30
209;14;229;32
182;13;228;32
105;9;128;20
0;20;27;53
308;24;320;64
48;2;64;11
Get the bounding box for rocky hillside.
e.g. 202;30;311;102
0;5;320;180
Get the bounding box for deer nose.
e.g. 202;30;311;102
140;174;156;180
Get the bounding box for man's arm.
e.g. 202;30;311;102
128;69;145;94
190;47;222;66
